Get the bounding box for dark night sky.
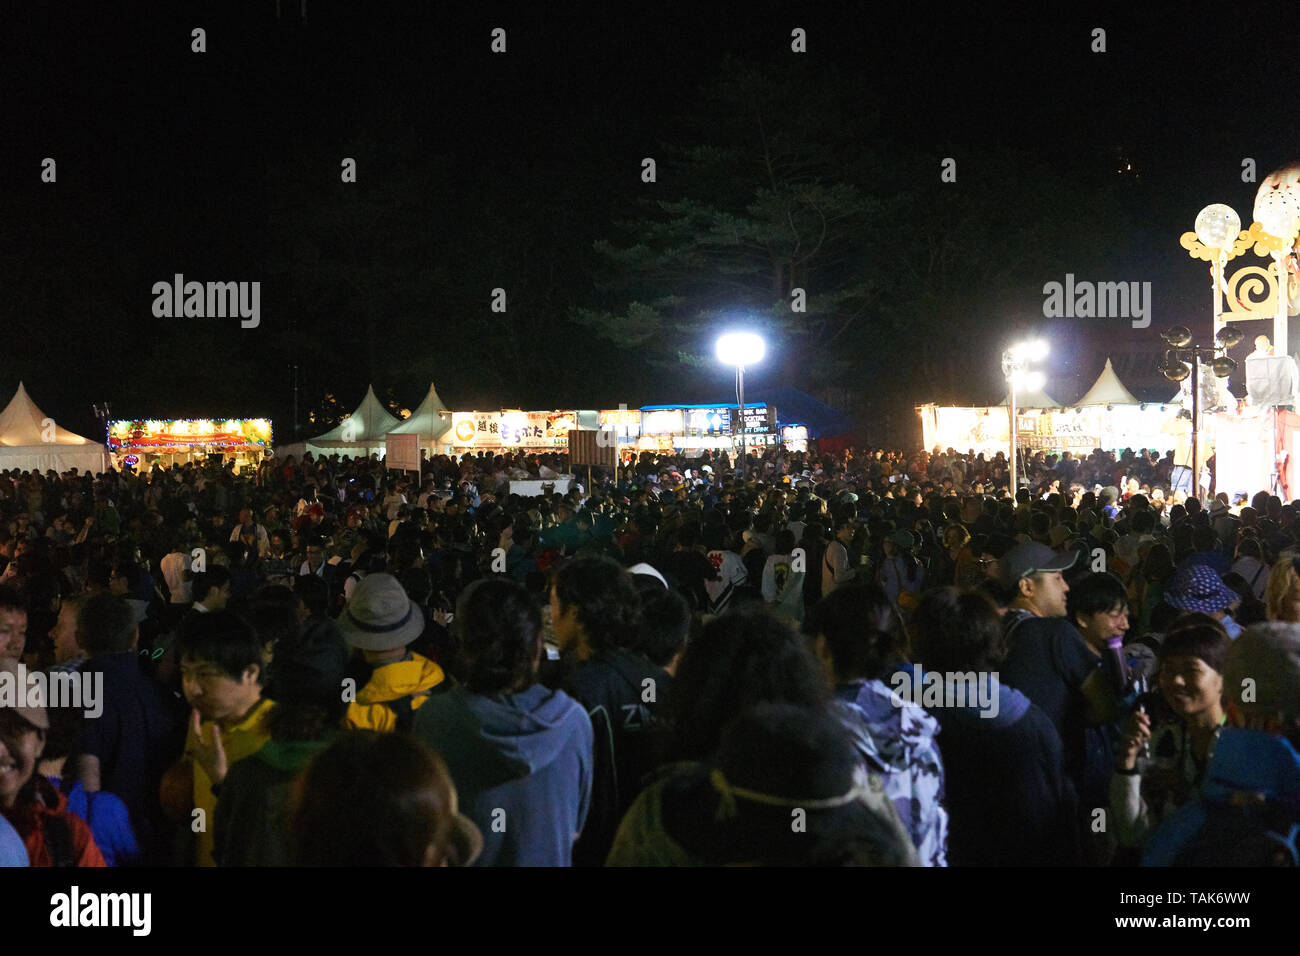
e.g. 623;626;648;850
4;1;1300;440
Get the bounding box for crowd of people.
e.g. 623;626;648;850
1;440;1298;867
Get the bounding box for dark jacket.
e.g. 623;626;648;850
930;679;1081;866
213;737;335;867
564;648;671;866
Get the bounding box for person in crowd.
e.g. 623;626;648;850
290;730;482;867
877;529;926;611
71;593;186;864
0;659;106;866
702;524;747;616
909;588;1080;866
1265;555;1300;624
0;586;28;661
550;557;665;865
339;573;447;732
413;577;593;866
635;580;691;678
213;625;348;866
821;513;856;598
760;528;806;623
1142;622;1300;865
998;543;1116;852
806;583;948;866
189;566;233;615
39;701;139;866
0;812;28;866
170;610;275;867
1110;615;1230;851
607;703;918;866
1231;536;1270;602
1162;562;1247;640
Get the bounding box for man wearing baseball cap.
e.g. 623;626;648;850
339;574;447;733
998;542;1119;861
1143;622;1300;865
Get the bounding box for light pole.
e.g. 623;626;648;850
716;332;765;478
1001;339;1048;496
1159;324;1242;503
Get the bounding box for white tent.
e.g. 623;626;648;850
304;385;400;459
1073;358;1142;406
0;382;108;474
385;383;451;456
997;387;1062;409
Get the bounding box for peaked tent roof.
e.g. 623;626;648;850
997;386;1062;409
1073;357;1142;406
306;385;400;446
0;382;97;446
386;383;451;441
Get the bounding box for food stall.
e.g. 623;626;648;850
107;418;273;472
446;410;596;452
636;403;780;453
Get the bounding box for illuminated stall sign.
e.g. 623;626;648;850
598;409;641;428
685;407;731;435
781;424;808;452
1018;410;1102;452
740;404;777;434
598;408;641;441
641;409;684;436
107;419;273;449
450;411;575;448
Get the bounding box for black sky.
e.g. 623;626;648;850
4;1;1300;440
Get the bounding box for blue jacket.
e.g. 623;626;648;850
46;776;140;868
414;682;593;867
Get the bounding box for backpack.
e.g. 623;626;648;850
1172;801;1299;866
383;679;454;733
1148;729;1300;867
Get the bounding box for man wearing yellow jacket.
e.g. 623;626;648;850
339;573;447;732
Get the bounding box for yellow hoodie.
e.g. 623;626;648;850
345;653;446;732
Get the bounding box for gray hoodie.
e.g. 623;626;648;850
414;682;593;867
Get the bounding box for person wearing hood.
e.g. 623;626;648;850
909;588;1080;866
607;703;918;867
340;574;447;733
413;577;593;867
807;583;948;866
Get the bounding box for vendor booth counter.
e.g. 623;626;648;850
107;418;272;473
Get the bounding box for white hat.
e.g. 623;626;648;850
628;563;669;589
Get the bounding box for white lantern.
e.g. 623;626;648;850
1194;203;1241;249
1254;187;1298;240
